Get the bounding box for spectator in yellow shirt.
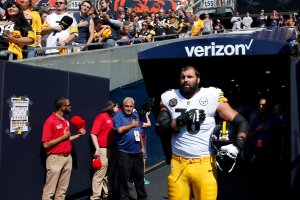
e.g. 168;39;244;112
20;0;42;58
191;14;204;36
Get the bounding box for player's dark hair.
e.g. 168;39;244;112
101;99;118;117
54;97;69;111
79;0;92;11
181;65;200;78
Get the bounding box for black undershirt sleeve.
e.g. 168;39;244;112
155;110;173;135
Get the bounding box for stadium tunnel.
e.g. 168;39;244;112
138;28;297;109
138;27;300;199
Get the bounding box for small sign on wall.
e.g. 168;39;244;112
6;95;32;138
9;96;30;134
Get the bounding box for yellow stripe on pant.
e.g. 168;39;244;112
168;154;217;200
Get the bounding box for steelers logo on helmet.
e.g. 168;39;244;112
169;98;178;107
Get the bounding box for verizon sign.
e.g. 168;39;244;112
185;39;253;57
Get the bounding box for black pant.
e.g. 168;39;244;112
117;151;147;200
108;150;119;200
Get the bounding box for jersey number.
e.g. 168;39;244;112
175;108;200;135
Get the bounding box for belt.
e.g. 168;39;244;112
172;154;213;164
51;153;70;157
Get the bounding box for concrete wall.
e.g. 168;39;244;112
0;61;110;199
18;40;177;91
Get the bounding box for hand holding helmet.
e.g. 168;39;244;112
220;136;246;159
220;144;239;159
212;120;247;173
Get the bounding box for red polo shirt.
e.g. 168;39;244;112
91;112;115;148
42;112;72;155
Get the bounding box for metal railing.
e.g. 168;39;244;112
1;26;299;61
0;35;183;61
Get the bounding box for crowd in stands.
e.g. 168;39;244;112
0;0;299;60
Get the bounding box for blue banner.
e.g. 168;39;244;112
138;28;295;60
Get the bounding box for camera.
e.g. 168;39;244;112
137;98;155;115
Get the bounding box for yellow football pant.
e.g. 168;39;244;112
168;154;217;200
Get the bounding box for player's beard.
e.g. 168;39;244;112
180;83;199;99
63;107;71;115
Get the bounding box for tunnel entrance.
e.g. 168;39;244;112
138;28;299;199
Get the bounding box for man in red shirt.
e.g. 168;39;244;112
41;97;86;200
90;100;119;200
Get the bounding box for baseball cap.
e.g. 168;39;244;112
70;116;86;132
92;156;102;169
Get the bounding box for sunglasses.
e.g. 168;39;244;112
142;24;148;26
55;2;65;5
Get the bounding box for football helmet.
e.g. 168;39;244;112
211;121;237;172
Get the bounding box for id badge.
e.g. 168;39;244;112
134;131;140;141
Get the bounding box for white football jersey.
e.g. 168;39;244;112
161;87;227;158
